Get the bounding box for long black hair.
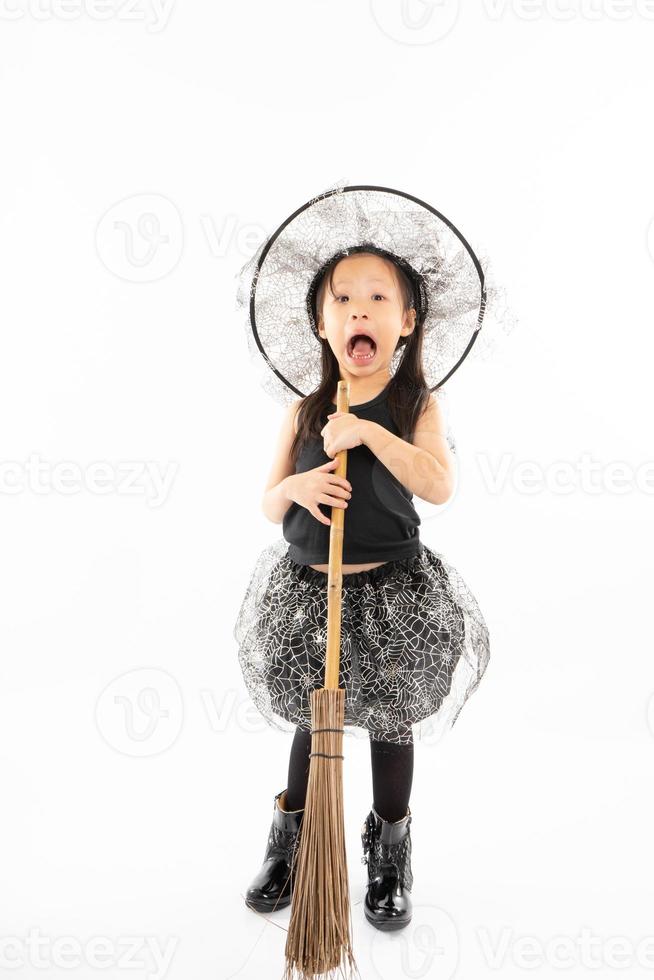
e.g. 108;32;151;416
289;244;432;467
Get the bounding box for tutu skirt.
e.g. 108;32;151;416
233;537;490;745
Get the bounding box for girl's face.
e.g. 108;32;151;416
317;253;416;382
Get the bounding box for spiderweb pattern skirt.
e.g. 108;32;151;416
233;537;490;745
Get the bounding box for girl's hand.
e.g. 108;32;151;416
286;458;352;527
320;412;365;459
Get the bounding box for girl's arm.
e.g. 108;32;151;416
359;394;455;506
261;399;303;524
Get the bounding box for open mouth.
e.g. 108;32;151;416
346;333;377;363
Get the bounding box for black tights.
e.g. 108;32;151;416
285;726;414;822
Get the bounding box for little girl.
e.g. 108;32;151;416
233;184;492;932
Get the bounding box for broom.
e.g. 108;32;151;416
283;379;360;980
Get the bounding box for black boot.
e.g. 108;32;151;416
244;789;304;913
361;804;413;931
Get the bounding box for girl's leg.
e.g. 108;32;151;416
286;727;414;818
369;737;414;822
285;726;312;811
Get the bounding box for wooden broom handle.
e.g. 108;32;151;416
324;380;350;690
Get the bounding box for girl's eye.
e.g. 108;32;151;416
335;294;384;302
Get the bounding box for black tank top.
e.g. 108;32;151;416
283;380;421;565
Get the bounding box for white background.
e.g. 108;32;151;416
1;2;653;979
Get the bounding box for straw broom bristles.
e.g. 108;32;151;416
283;380;360;980
282;689;358;980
